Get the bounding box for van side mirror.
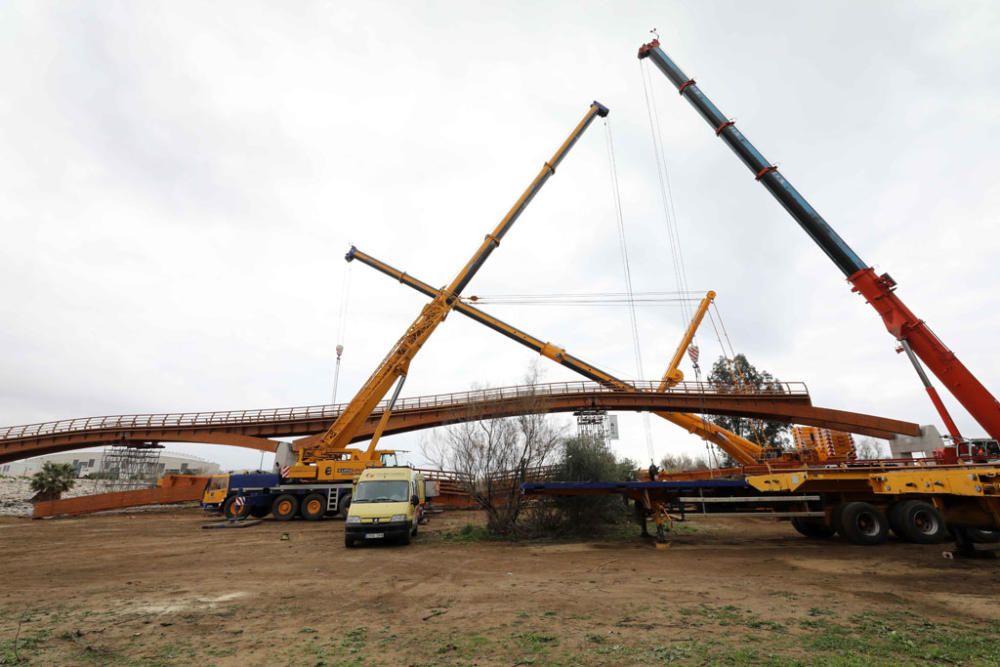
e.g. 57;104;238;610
410;494;419;506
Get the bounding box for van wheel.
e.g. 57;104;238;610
337;492;352;518
345;536;356;548
894;500;947;544
836;502;888;546
301;493;326;521
272;494;298;521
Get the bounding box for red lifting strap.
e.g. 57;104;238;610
755;165;778;180
715;120;734;136
678;79;696;95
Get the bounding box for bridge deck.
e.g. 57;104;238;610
0;380;919;464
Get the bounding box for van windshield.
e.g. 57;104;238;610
353;480;409;503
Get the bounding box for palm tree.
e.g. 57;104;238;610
29;462;77;502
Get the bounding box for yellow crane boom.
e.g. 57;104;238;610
291;101;609;480
345;247;765;465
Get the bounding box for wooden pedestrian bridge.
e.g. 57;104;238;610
0;380;919;464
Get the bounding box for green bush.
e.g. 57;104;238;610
531;435;634;536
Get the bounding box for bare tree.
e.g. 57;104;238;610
422;366;563;535
854;437;886;460
659;453;709;473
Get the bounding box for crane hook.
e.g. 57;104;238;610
649;27;660;41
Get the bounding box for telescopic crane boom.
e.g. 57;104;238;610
345;246;766;465
639;39;1000;443
290;101;609;480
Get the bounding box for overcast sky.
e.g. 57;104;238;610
2;2;998;471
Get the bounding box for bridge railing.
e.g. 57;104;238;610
0;380;808;442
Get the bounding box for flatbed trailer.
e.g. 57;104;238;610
523;463;1000;558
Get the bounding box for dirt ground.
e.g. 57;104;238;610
1;508;998;666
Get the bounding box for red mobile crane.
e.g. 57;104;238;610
638;39;1000;452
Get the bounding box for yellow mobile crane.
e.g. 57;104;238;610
285;101;610;484
344;247;768;465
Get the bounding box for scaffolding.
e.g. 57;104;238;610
574;409;610;442
95;442;163;492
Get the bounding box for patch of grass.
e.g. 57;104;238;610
513;631;559;653
341;627;367;654
0;631;50;664
437;524;492;542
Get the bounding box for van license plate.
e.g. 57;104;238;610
365;533;384;539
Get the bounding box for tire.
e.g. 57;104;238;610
272;494;298;522
337;492;352;518
223;495;250;520
300;493;326;521
249;505;270;519
887;502;908;538
836;501;889;546
345;535;356;548
399;530;411;546
966;529;1000;544
791;517;835;539
894;500;948;544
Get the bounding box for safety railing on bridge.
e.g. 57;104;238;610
0;380;808;442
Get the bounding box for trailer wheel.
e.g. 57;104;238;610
966;529;1000;543
887;501;907;538
836;502;888;546
300;493;326;521
791;517;835;538
272;494;298;521
894;500;947;544
223;495;250;520
337;492;352;518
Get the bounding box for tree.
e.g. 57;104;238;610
854;437;886;460
422;366;564;536
706;353;791;453
549;435;634;530
29;462;77;502
659;453;709;473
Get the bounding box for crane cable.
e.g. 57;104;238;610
640;60;695;328
331;258;353;404
643;58;719;464
604;118;655;462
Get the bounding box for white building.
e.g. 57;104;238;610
0;450;220;478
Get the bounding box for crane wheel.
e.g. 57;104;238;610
272;494;298;522
301;493;326;521
222;495;250;520
790;517;834;539
836;501;888;546
893;500;948;544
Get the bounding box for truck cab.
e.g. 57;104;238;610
344;467;428;547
